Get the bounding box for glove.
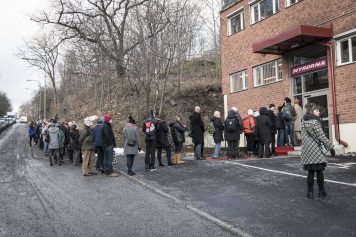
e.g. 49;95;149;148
330;148;335;157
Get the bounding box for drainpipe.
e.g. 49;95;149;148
319;41;348;148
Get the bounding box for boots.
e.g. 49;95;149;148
176;153;185;164
306;191;314;199
318;190;327;198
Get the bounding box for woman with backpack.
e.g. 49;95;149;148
224;110;242;159
123;116;140;176
169;115;186;164
210;111;224;158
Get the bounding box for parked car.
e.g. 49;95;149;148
0;120;9;133
19;116;28;123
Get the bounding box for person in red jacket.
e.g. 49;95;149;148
242;109;256;157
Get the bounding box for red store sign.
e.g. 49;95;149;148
291;58;328;76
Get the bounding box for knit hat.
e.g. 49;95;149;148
104;114;112;123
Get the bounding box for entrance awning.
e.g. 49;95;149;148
252;25;333;54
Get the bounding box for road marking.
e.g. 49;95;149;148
224;161;356;187
328;162;356;169
114;168;251;237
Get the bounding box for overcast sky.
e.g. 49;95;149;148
0;0;48;113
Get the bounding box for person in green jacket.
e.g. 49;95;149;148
79;118;97;176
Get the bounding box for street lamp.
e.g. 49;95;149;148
26;79;42;120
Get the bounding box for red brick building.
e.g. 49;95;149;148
220;0;356;152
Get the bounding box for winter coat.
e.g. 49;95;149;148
293;104;303;132
211;116;224;143
70;129;81;151
93;122;103;147
28;127;35;138
102;122;116;148
142;111;157;141
267;110;277;134
189;112;205;144
255;107;273;144
48;126;60;149
242;115;256;134
169;121;186;144
123;123;140;155
283;103;297;123
224;110;241;142
301;113;333;166
155;120;170;148
79;125;95;151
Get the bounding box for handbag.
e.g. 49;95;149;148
125;128;136;147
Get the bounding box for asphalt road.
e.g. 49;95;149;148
0;124;234;237
115;146;356;237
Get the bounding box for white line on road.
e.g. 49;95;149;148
224;161;356;187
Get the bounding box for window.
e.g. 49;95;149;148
253;59;282;87
227;10;245;35
336;35;356;65
250;0;279;24
230;70;248;93
285;0;302;7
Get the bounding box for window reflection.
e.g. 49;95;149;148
304;70;328;92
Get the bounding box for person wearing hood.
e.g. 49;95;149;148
189;106;205;160
211;111;224;158
169;115;186;164
255;107;273;158
155;116;174;166
93;117;104;173
301;103;335;199
243;109;256;157
123;116;140;176
142;110;157;171
102;114;118;177
48;122;62;166
70;124;81;166
224;109;242;159
79;118;97;176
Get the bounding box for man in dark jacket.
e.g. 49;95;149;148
93;117;104;172
189;106;205;160
267;104;277;156
102;114;118;177
155;118;173;166
283;97;297;146
142;110;157;171
224;110;242;159
255;107;273;158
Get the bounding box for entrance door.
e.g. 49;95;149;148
303;92;330;138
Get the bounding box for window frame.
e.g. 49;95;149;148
336;35;356;66
230;70;248;93
285;0;302;7
253;59;282;87
227;8;245;36
250;0;279;25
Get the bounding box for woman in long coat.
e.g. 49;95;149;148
301;103;335;199
255;107;273;158
169;115;186;164
123;116;140;176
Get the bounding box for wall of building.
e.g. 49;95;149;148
220;0;356;151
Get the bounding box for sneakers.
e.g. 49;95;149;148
150;166;156;171
306;191;314;199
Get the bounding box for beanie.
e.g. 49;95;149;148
104;114;112;123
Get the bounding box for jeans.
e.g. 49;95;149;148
194;143;202;159
95;146;104;170
227;140;239;158
277;129;285;146
285;122;295;146
44;142;49;155
126;154;135;171
157;146;172;165
103;146;114;174
145;140;156;169
213;142;221;157
73;150;81;166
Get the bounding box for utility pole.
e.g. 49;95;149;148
44;77;46;121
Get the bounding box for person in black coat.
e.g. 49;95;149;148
102;114;118;177
169;115;186;164
255;107;273;158
224;110;242;159
155;118;173;166
189;106;205;160
211;111;224;158
268;104;277;156
276;106;285;146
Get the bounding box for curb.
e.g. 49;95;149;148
113;167;251;237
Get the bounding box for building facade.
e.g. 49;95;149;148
220;0;356;152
